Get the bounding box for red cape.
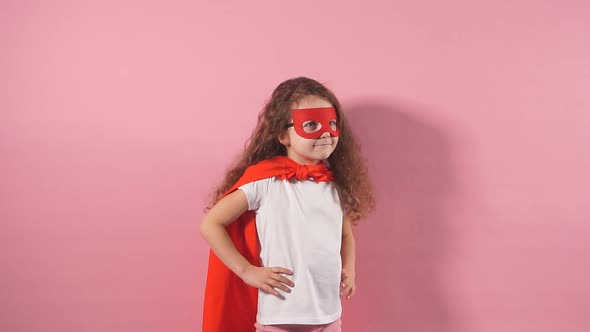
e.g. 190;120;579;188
202;157;301;332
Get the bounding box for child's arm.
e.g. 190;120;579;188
200;190;294;297
340;217;356;299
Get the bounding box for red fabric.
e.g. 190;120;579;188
291;107;339;139
202;156;334;332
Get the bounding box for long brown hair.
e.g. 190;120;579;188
206;77;375;223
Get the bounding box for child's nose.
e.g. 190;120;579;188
319;131;332;138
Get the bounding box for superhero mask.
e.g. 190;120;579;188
286;107;340;139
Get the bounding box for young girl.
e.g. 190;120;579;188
200;77;375;332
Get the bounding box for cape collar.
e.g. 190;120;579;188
272;156;334;182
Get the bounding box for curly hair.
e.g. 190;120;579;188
206;77;375;223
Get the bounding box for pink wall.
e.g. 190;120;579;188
2;1;589;331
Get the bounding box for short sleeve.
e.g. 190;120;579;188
238;178;270;211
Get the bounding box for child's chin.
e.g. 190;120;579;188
315;151;335;160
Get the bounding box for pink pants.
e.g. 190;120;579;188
254;318;342;332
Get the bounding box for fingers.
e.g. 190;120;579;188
340;282;354;299
347;284;356;299
271;267;293;276
340;275;355;299
259;267;294;298
270;273;295;288
261;284;280;297
267;275;292;293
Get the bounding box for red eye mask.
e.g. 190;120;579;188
288;107;340;139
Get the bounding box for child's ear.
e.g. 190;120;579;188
278;131;290;147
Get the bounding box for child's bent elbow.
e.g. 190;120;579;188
199;217;224;241
199;219;212;240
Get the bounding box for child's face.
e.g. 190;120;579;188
279;95;339;165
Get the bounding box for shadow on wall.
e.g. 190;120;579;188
342;98;457;332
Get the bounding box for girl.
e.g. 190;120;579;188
200;77;375;332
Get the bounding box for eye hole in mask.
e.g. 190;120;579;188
301;119;338;134
286;107;340;139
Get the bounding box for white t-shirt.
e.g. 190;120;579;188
238;176;343;325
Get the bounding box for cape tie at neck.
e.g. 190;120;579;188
274;156;334;182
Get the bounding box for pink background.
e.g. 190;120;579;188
2;1;589;331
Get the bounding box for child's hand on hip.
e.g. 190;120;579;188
340;269;356;299
240;265;294;298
